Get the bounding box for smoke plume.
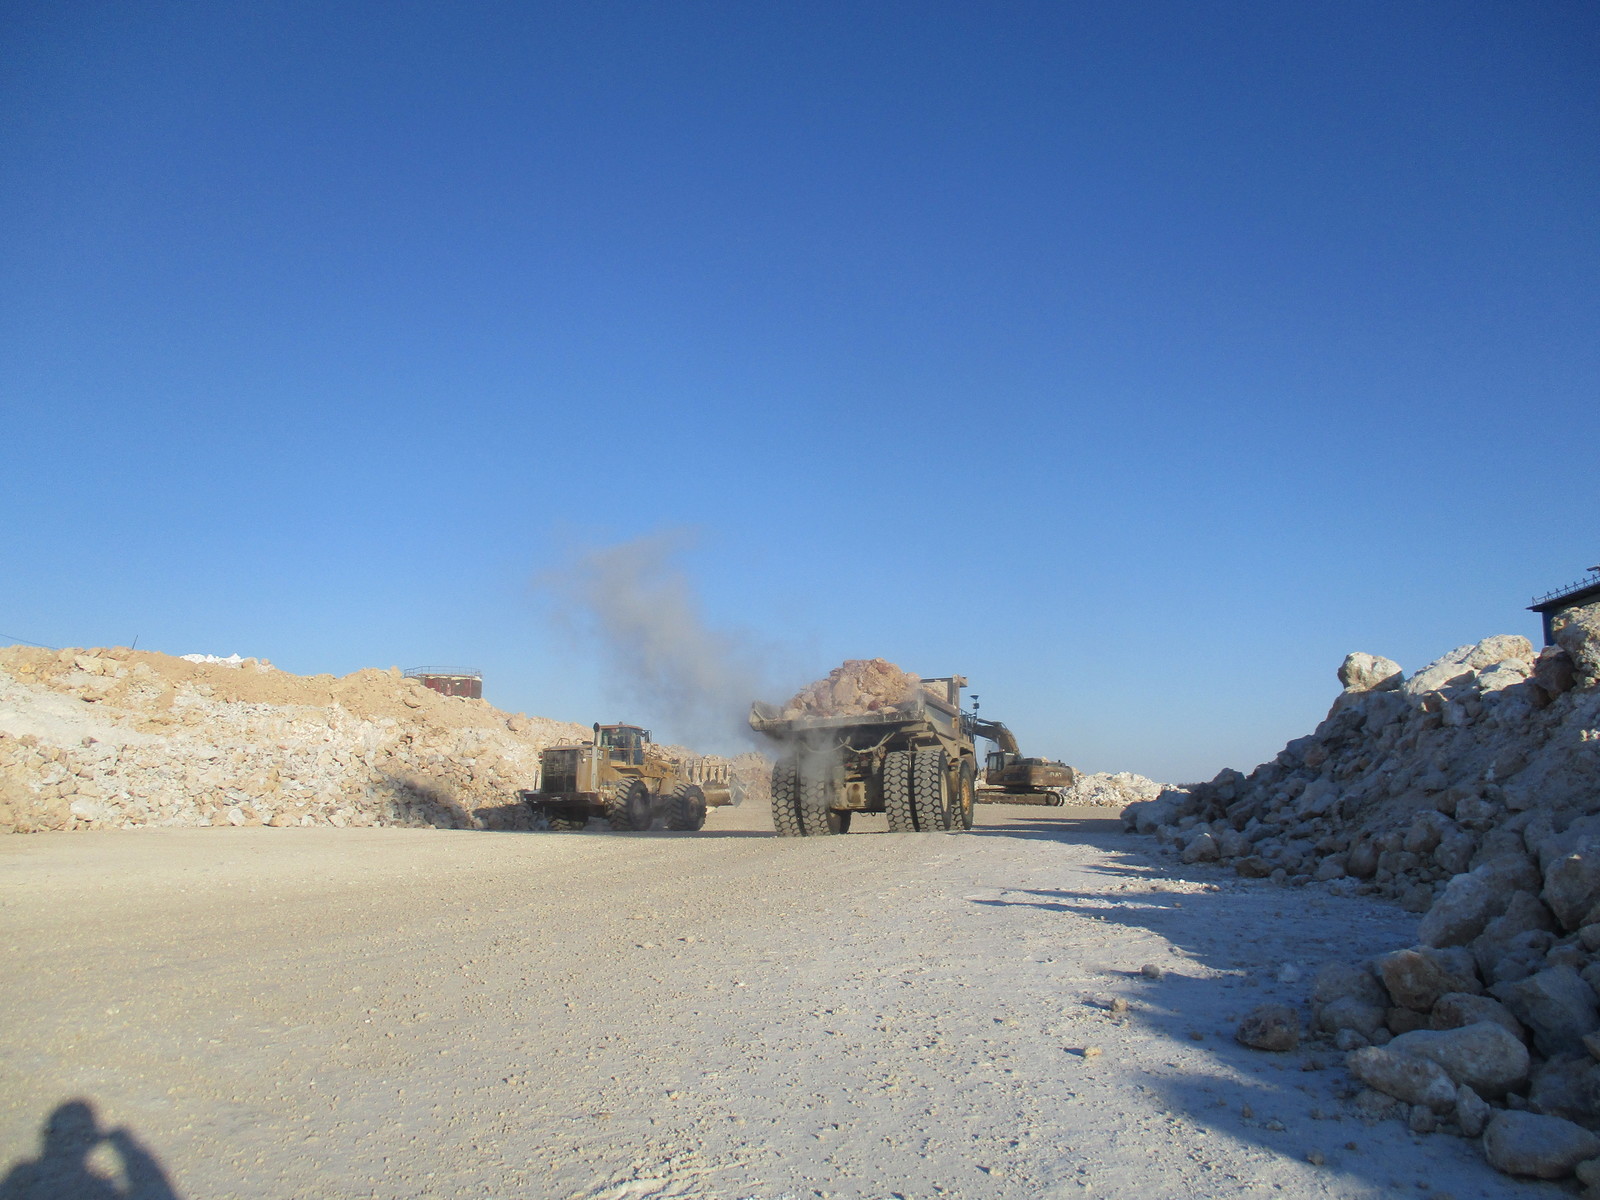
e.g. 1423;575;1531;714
537;532;787;752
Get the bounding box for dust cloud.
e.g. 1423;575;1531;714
537;533;792;752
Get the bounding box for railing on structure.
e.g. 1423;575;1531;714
1530;573;1600;609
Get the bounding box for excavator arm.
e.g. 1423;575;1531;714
968;717;1020;755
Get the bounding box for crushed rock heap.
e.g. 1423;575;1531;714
780;658;923;720
1124;603;1600;1183
1062;771;1172;809
0;645;752;834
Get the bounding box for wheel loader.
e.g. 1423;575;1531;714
518;723;742;832
747;677;979;835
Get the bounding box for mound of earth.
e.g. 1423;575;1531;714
1123;602;1600;1182
0;645;754;834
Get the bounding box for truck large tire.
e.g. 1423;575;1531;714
883;750;916;833
799;753;848;836
608;778;654;831
912;747;952;832
771;756;804;838
665;782;708;831
952;758;976;832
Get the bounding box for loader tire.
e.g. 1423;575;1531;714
952;758;976;832
607;778;654;832
912;748;952;832
771;756;804;838
799;755;847;836
666;783;708;831
883;750;916;833
548;814;586;831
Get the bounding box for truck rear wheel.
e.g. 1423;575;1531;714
665;783;708;831
883;750;916;832
771;756;803;837
799;755;847;836
912;748;952;831
608;778;654;831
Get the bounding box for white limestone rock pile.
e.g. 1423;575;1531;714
1062;770;1174;808
780;658;923;720
0;645;744;834
1122;602;1600;1182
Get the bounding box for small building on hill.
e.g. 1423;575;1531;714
1529;567;1600;646
403;666;483;699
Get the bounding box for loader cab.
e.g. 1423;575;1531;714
595;723;650;766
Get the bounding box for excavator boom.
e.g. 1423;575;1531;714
968;717;1020;755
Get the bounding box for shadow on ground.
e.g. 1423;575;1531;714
1;1100;179;1200
968;833;1567;1199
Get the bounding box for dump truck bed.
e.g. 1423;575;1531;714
748;692;960;740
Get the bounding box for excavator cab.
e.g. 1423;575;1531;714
985;749;1017;777
596;724;649;766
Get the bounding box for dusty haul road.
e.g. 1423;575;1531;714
0;807;1552;1200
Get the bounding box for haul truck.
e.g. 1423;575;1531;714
748;677;978;836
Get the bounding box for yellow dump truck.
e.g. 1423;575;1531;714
749;677;979;835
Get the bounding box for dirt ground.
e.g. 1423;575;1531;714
0;804;1565;1199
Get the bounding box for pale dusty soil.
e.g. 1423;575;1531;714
0;806;1565;1200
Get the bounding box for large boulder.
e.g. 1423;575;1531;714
1555;602;1600;684
1429;992;1526;1040
1544;850;1600;934
1235;1004;1300;1052
1123;791;1187;835
1470;892;1557;981
1345;1045;1457;1110
1420;873;1501;948
1339;652;1402;693
1495;966;1600;1058
1385;1021;1530;1096
1402;636;1537;701
1311;960;1389;1011
1482;1110;1600;1179
1377;946;1483;1011
1528;1055;1600;1127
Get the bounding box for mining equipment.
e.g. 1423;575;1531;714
748;677;979;835
965;714;1077;804
519;723;742;832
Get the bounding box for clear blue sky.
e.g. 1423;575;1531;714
4;2;1597;781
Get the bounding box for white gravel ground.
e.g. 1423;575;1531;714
0;805;1567;1199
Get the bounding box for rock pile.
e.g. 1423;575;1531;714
780;658;922;720
0;645;754;834
1124;603;1600;1182
1062;771;1172;808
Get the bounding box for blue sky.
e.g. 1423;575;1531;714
3;2;1596;780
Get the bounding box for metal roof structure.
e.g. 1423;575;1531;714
1528;567;1600;645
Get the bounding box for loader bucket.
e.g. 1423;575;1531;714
702;779;745;808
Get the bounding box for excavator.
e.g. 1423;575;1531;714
967;716;1078;805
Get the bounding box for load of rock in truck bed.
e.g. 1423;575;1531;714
778;658;927;720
